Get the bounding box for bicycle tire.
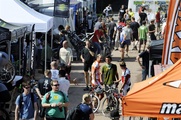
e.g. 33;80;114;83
90;94;100;113
0;60;15;83
0;108;11;120
101;96;118;117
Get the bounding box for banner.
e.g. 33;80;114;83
54;0;70;18
162;0;181;64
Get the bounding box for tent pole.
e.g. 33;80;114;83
51;28;53;62
45;33;47;71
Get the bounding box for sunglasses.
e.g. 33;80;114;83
24;86;30;89
52;84;59;87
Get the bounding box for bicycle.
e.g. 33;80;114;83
0;52;15;83
89;85;103;113
101;84;119;117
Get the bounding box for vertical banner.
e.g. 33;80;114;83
54;0;70;18
162;0;181;64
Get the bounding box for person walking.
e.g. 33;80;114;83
59;41;73;81
119;22;133;61
136;46;150;80
42;80;69;120
138;21;148;53
139;9;148;25
35;70;52;119
130;17;140;51
15;81;38;120
81;40;95;91
107;17;117;48
148;19;157;40
58;70;70;97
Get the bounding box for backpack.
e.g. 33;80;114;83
66;103;85;120
19;93;34;109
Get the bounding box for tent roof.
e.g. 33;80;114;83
122;59;181;118
0;27;11;41
0;19;27;40
0;0;53;32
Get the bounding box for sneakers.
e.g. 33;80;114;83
125;54;129;57
118;59;124;62
83;86;90;91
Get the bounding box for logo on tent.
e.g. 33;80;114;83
160;103;181;114
163;80;181;88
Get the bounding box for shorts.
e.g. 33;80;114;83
20;118;34;120
65;66;71;74
156;22;160;28
139;39;147;45
120;39;131;48
84;62;93;72
132;32;138;41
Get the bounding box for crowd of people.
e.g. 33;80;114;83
0;3;167;120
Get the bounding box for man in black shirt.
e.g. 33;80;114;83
149;19;157;40
130;17;140;50
81;40;95;91
35;70;52;118
136;46;150;80
139;9;147;25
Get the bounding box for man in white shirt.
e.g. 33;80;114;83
58;70;70;97
59;41;73;80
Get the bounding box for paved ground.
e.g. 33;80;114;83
66;47;143;120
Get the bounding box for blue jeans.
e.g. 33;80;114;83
142;67;148;81
93;42;101;54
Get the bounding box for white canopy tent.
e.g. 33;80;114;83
0;0;54;71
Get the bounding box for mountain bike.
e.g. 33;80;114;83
101;84;119;117
89;86;102;113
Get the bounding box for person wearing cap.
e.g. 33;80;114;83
148;19;157;40
115;61;131;96
136;45;150;81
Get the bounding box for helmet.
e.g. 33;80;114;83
94;86;103;94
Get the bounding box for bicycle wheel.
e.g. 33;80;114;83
0;109;10;120
90;94;100;113
0;60;15;83
102;96;118;117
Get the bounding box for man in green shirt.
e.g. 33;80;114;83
138;21;148;53
42;80;69;120
101;56;119;94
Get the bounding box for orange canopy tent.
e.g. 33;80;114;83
122;58;181;118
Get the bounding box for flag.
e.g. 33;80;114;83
162;0;181;64
54;0;70;18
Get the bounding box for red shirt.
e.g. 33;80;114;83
156;11;160;22
92;30;104;42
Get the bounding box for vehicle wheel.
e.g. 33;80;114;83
90;94;100;113
0;60;15;83
0;109;10;120
102;96;118;117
